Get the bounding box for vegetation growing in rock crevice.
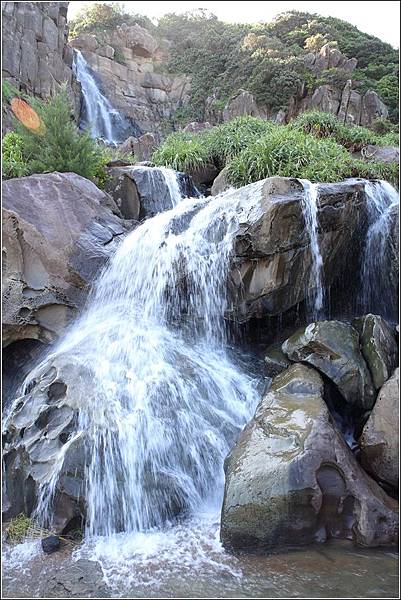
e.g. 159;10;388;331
153;113;399;187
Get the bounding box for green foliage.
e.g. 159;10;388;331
2;132;30;179
6;514;31;542
158;9;398;124
69;2;153;39
226;128;354;185
13;87;104;180
152;131;212;172
290;110;399;151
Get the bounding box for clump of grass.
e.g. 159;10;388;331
226;127;354;185
6;514;32;542
152;131;212;172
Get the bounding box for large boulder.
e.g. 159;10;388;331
221;363;398;551
352;314;398;390
227;177;367;321
359;368;399;489
282;321;376;410
2;172;127;348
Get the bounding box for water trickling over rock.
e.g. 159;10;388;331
360;180;399;320
300;180;324;319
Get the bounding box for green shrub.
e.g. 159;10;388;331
152;131;212;172
206;116;277;168
2;132;30;179
348;159;399;187
69;2;154;39
13;87;105;181
226;127;355;185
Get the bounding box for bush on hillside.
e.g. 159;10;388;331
152;131;212;172
69;2;153;39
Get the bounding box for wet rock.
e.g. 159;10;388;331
228;177;367;321
2;357;91;530
186;163;219;187
263;345;291;377
352;314;398;390
2;173;127;348
221;363;398;551
282;321;376;410
359;368;399;489
42;535;60;554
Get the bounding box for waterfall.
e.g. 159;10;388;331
73;50;127;144
300;180;324;319
360;180;399;319
16;183;264;538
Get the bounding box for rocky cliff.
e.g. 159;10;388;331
1;2;80;128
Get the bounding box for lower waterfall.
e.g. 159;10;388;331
15;183;265;539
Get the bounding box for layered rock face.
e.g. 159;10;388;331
1;2;80;127
69;29;191;135
2;172;127;350
221;363;398;551
228;177;367;321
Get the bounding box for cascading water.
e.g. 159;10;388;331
360;180;399;320
73;50;128;144
300;180;324;319
13;183;264;541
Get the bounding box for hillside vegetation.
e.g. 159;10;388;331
70;5;399;124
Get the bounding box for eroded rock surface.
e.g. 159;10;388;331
221;363;398;551
2;172;127;348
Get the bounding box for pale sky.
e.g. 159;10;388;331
67;1;400;47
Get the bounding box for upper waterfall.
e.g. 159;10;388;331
73;50;128;144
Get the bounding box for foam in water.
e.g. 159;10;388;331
16;182;264;539
73;50;127;144
360;180;399;319
300;180;324;318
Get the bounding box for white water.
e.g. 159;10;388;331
73;50;126;144
17;183;264;544
300;180;324;318
360;180;399;318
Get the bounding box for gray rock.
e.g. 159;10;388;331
263;345;291;377
227;177;367;321
359;368;399;489
2;173;127;348
362;145;399;164
221;363;398;551
282;321;376;410
352;314;398;390
211;168;231;196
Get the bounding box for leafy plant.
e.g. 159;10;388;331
2;132;30;179
152;131;212;172
69;2;154;39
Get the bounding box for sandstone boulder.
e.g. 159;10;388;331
352;314;398;390
282;321;376;410
221;363;398;551
2;173;127;349
359;368;399;489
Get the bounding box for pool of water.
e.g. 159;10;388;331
2;514;399;598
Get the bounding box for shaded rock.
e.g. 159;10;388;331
2;173;127;348
107;166;198;219
119;133;157;162
228;177;367;321
282;321;376;410
352;314;398;390
360;91;389;127
221;363;398;551
263;345;291;377
186;163;219;187
211;168;231;196
183;121;212;134
42;535;61;554
223;90;266;121
105;173;141;220
359;368;399;489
